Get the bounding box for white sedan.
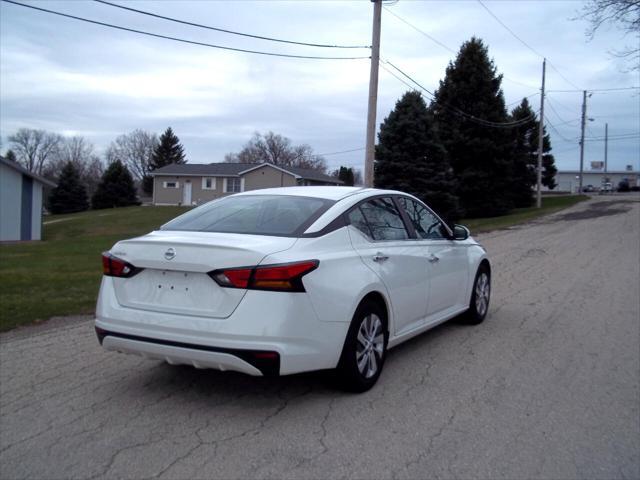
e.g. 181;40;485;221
95;187;491;392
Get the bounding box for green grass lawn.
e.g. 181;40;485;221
0;195;587;332
0;206;187;332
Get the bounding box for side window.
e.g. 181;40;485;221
347;207;372;239
360;197;409;241
398;197;447;240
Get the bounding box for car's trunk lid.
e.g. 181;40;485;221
109;230;297;318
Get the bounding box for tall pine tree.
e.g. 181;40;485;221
510;97;558;195
431;38;515;217
375;91;459;225
48;162;89;214
145;127;186;194
509;98;537;207
92;160;139;209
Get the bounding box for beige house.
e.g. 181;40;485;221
152;162;343;206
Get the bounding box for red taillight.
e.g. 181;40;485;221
211;268;253;288
101;252;140;278
209;260;318;292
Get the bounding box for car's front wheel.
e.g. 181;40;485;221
464;264;491;325
337;300;388;392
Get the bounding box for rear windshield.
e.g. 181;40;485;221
161;195;334;236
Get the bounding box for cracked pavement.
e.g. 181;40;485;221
1;195;639;480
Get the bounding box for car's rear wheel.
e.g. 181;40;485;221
464;265;491;325
337;300;388;392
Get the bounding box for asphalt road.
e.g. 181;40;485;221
1;195;639;480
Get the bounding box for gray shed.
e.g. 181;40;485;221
0;156;56;241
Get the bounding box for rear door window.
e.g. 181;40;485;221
351;197;409;241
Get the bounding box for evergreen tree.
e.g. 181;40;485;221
146;127;186;194
542;154;557;190
509;98;537;207
92;160;139;209
510;98;558;193
431;37;515;217
337;166;355;186
48;162;89;214
375;91;459;225
4;149;17;163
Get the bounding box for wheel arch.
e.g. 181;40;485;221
358;291;390;331
479;258;491;276
466;252;491;305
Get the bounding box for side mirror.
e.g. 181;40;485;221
453;224;470;241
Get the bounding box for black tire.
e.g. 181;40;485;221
336;300;388;393
463;264;491;325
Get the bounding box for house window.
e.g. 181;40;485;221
163;181;179;188
225;177;242;193
202;177;216;190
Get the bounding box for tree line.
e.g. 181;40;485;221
3;126;187;213
375;37;557;224
3;126;337;214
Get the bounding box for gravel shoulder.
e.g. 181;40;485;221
1;195;638;480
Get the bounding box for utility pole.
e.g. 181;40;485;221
536;58;546;208
578;90;587;193
604;123;608;174
364;0;382;188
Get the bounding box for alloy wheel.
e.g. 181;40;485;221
475;272;490;316
356;314;385;378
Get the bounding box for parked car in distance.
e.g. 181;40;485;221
95;187;491;392
600;182;613;194
582;185;595;193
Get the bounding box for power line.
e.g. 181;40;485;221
545;94;579;113
476;0;582;91
317;147;366;156
383;60;538;128
547;87;640;93
94;0;370;50
383;6;455;54
502;76;539;89
383;6;539;90
476;0;544;58
506;92;539;107
545;62;583;92
380;62;419;92
552;145;580;155
546;97;576;125
2;0;370;60
545;118;578;143
584;133;640;141
583;136;640;142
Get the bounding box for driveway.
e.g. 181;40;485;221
1;195;638;480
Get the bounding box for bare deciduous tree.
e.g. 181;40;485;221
46;136;94;174
106;129;158;181
82;156;105;197
579;0;640;70
225;131;327;172
8;128;63;174
42;136;105;196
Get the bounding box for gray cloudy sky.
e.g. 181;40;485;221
1;0;638;173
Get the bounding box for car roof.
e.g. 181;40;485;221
233;186;386;201
234;186;414;201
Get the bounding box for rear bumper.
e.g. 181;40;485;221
98;329;275;376
95;277;350;375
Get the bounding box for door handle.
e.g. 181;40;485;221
373;252;389;262
427;254;440;263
